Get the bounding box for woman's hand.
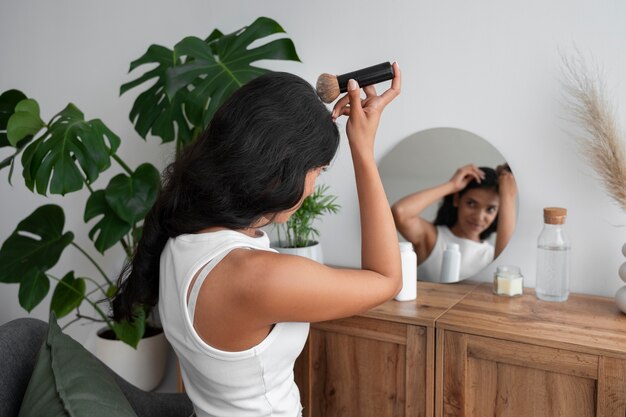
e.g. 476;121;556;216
448;164;485;193
331;62;401;158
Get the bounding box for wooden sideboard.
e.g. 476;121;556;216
294;281;481;417
295;282;626;417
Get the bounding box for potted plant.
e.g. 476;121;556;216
274;184;340;263
0;17;300;390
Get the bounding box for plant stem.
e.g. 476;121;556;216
48;274;113;329
120;237;132;258
86;287;102;297
61;316;81;330
70;242;113;286
276;224;282;247
176;137;183;157
82;276;109;297
77;171;95;194
75;312;106;323
111;154;133;176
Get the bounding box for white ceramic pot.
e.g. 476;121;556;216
274;241;324;263
616;285;626;314
618;243;626;314
94;327;168;391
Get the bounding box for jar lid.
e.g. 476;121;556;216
543;207;567;224
446;242;460;251
495;265;522;277
399;242;413;252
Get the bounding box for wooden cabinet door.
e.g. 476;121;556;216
437;330;626;417
296;316;433;417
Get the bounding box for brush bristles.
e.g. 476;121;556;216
316;73;340;103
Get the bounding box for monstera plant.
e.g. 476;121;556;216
0;17;300;347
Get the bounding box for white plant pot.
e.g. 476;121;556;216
94;327;168;391
619;261;626;283
616;285;626;314
618;242;626;314
274;241;324;263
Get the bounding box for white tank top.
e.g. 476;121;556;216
158;229;309;417
416;225;494;282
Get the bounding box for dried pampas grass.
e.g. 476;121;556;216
561;51;626;212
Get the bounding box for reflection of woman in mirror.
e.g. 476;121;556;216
391;164;517;281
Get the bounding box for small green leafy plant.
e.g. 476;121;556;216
0;17;300;347
276;185;340;248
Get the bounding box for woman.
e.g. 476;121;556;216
112;64;402;417
392;164;517;281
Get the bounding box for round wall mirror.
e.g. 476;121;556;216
379;127;518;283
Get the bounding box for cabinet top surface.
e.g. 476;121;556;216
361;281;481;327
438;284;626;358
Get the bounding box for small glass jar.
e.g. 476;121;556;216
493;265;524;297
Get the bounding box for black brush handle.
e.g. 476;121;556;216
336;62;394;93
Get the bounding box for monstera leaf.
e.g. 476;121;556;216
167;17;300;129
19;268;50;313
121;17;299;147
85;190;132;254
112;306;146;349
50;271;86;319
7;99;45;146
0;205;74;311
1;90;30;147
21;103;121;195
120;44;193;145
105;163;160;225
84;163;160;253
0;90;37;181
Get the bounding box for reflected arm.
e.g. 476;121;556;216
391;181;454;245
494;170;517;258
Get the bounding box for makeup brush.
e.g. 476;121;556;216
316;62;395;103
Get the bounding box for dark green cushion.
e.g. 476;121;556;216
18;313;137;417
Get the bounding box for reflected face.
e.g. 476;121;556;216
453;188;500;240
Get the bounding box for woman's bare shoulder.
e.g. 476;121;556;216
218;248;400;324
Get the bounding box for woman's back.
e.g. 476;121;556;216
113;67;403;417
159;230;309;417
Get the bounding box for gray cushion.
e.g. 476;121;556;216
17;313;137;417
0;318;47;417
0;315;194;417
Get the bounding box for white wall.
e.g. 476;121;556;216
2;0;626;338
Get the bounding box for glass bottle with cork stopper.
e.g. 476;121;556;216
535;207;571;302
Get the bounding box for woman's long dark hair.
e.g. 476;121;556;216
433;166;499;241
112;72;340;323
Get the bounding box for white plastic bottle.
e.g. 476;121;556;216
395;242;417;301
440;243;461;283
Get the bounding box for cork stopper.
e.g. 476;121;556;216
543;207;567;224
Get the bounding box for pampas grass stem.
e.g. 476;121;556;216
561;50;626;212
